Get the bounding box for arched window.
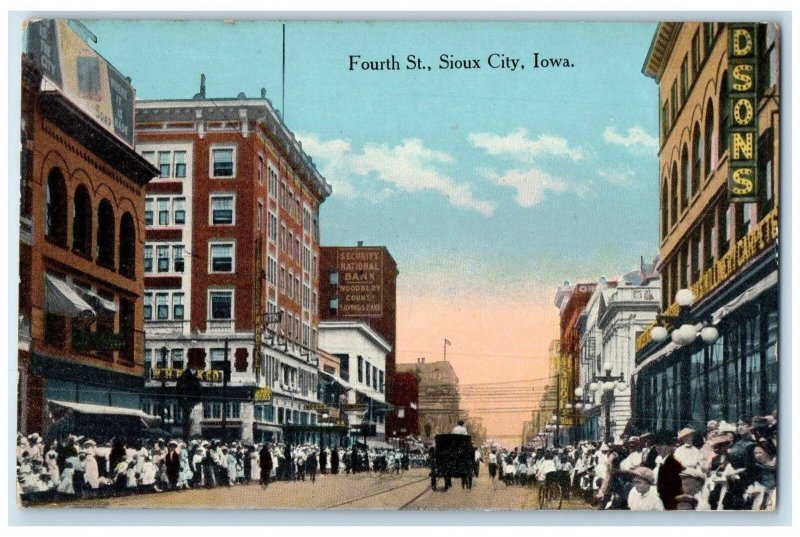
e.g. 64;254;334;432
718;72;729;159
681;145;690;210
119;212;136;279
670;165;679;227
692;123;702;196
97;199;115;269
45;168;67;246
661;178;669;240
72;185;92;257
704;100;715;178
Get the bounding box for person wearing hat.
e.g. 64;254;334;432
675;493;699;510
164;440;181;489
651;430;683;510
627;466;664;511
620;437;644;471
679;467;711;510
82;440;100;491
674;427;702;469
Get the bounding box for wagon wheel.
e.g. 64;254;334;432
540;482;564;510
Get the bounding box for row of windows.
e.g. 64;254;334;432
144;291;185;321
45;169;137;278
661;131;775;312
142;150;187;180
356;356;385;393
144;244;185;274
144;197;185;227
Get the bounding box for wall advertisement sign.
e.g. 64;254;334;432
336;248;383;317
727;23;759;203
26;19;135;148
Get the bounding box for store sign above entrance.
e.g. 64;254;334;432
728;23;759;203
254;387;272;401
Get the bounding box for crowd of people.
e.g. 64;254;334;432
16;432;427;504
485;412;777;511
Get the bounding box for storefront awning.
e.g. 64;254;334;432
74;286;117;314
366;439;393;450
47;399;158;426
44;274;95;320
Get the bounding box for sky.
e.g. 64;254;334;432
80;19;660;438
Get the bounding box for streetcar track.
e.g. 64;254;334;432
325;476;430;509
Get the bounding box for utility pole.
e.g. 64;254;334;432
222;338;229;444
555;373;561;448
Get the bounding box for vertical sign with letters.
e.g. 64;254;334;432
728;23;759;202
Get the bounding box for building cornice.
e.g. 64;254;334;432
642;22;682;81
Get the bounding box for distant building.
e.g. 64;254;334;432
390;371;419;439
19;20;157;437
398;359;461;441
318;244;400;434
318;320;391;442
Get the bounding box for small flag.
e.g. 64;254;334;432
410;402;417;410
444;338;451;346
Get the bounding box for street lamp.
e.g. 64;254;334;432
650;288;719;346
160;345;169;427
589;360;626;443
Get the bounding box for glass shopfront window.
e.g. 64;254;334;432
708;335;725;420
724;330;741;422
765;310;778;413
689;348;706;427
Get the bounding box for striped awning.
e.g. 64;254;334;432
44;274;96;320
74;285;117;314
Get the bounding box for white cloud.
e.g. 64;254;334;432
482;168;580;208
597;166;636;186
299;134;496;216
602;125;658;151
468;128;585;162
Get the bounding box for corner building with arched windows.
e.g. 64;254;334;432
19;20;158;436
633;23;780;433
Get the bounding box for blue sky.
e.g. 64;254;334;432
82;20;660;299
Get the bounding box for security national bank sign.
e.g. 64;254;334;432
728;23;759;203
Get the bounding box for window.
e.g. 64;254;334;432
144;198;154;226
288;272;294;299
158;151;171;178
257;201;264;231
209;290;233;319
144;293;152;320
365;360;371;386
704;101;715;178
680;57;689;102
758;130;775;219
142;151;155;166
174;151;186;178
210;195;234;225
72;185;92;257
358;356;363;383
158;198;169;225
210;243;234;273
692;30;701;75
379;370;384;393
210;348;227;372
660;180;668;240
280;266;286;292
172;293;185;320
173;245;185;272
258;155;264;184
718;73;729;159
295;277;301;304
661;101;670;141
225;402;240;419
268;167;279;198
330;271;339;285
204;402;222;419
171;349;184;370
97;199;115;269
157;245;170;272
173;198;186;224
268;212;277;242
703;216;715;269
692;124;702;195
280;225;286;251
312;256;317;279
303;246;311;272
691;231;701;283
717;197;731;255
119;213;136;278
670;166;678;226
681;145;690;209
144;246;153;273
211;147;235;177
670;80;678;124
704;22;715;54
156;293;169;320
268;257;277;286
303;284;310;309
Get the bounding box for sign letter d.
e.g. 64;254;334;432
733;28;753;56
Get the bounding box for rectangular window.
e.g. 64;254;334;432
157;245;170;272
280;266;286;292
173;198;186;224
379;370;384;393
172;293;185;320
210;243;234;273
210;195;234;225
144;246;153;273
144;198;153;226
258;155;264;184
703;216;714;270
329;271;339;285
358;356;364;383
280;225;286;251
158;198;169;226
692;30;701;75
143;293;152;320
704;22;715;54
680;57;689;102
174;151;186;178
257;201;264;231
211;148;235;177
287;273;294;299
225;402;240;419
210;348;227;372
209;291;233;320
158;151;171;178
295;277;301;305
142;151;155;166
269;168;279;198
670;81;678;124
173;245;185;273
269;213;278;242
156;293;169;320
171;348;185;370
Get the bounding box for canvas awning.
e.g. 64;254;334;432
44;274;96;320
74;286;117;314
366;439;393;450
47;399;159;426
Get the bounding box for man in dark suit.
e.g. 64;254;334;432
653;430;684;510
259;443;272;488
165;441;181;489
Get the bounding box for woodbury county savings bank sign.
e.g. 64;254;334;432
337;248;384;317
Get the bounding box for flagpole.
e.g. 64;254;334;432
444;339;446;362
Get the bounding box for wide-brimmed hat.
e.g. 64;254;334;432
599;443;609;452
706;420;718;430
707;433;733;448
677;427;696;440
717;421;737;434
628;466;655;484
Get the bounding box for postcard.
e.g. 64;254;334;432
15;19;780;512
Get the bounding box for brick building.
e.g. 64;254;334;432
318;244;400;435
19;20;157;438
135;79;331;443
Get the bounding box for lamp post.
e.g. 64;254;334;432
589;360;626;443
650;288;719;346
160;345;169;428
